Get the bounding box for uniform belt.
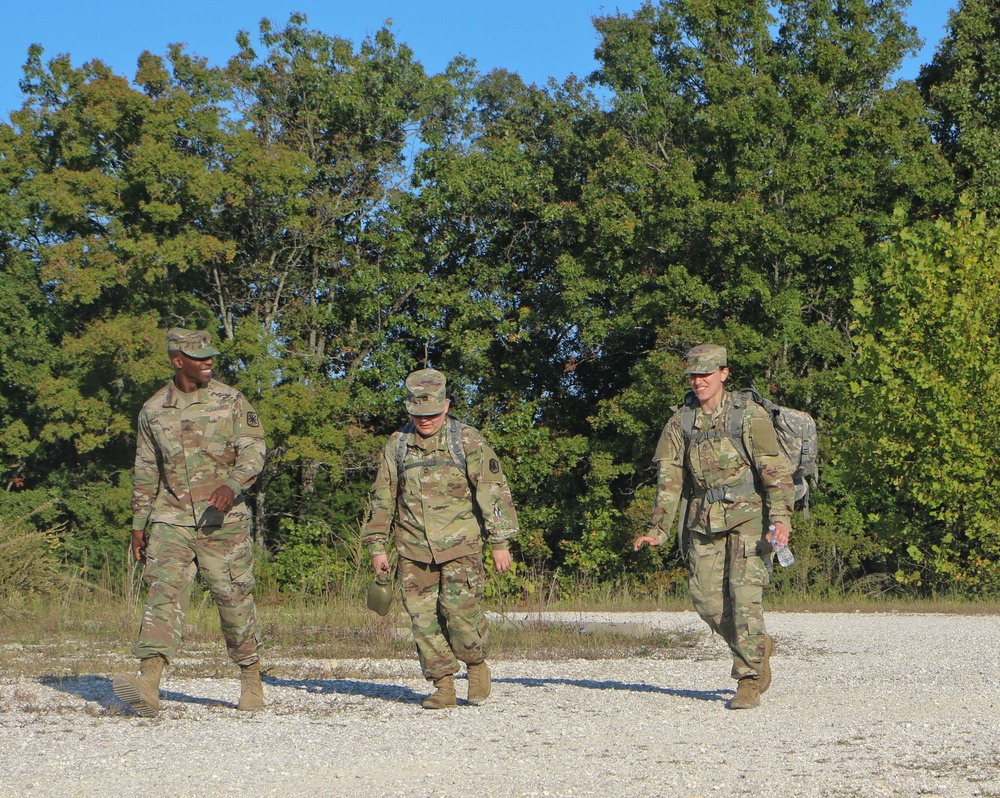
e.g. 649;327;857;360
694;484;758;504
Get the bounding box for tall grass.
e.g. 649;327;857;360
2;543;998;680
0;510;66;604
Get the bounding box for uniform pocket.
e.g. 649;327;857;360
149;419;184;458
228;538;256;591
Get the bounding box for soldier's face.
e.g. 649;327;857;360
171;351;213;389
410;400;450;438
689;367;728;408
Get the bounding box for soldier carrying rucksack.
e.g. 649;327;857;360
634;344;801;710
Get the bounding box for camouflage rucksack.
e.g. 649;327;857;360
678;387;818;517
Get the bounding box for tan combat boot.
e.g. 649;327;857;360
422;674;457;709
758;634;774;694
237;660;265;711
112;654;165;718
467;661;491;703
727;676;761;710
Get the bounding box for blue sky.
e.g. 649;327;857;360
1;1;955;119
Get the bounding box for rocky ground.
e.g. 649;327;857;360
2;611;998;797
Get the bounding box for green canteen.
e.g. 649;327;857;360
366;573;394;616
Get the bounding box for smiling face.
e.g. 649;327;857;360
689;367;729;412
170;350;213;392
410;400;451;438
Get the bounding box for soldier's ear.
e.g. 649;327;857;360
720;367;730;383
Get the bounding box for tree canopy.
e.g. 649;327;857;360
1;1;998;597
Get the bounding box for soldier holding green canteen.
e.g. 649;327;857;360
113;328;267;717
634;345;796;710
362;368;519;709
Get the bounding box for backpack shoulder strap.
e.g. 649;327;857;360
678;391;698;445
395;422;416;478
446;415;468;475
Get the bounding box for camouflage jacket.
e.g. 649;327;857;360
649;390;794;543
131;379;266;529
361;420;519;563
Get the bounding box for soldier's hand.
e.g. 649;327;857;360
208;484;236;513
130;529;147;564
633;535;661;551
491;548;513;573
768;522;790;547
372;554;390;575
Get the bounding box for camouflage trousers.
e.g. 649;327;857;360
687;521;773;681
133;521;261;666
399;553;489;680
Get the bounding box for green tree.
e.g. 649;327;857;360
568;0;954;576
837;205;1000;592
918;0;1000;214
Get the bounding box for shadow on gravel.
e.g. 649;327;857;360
40;674;113;703
263;675;425;705
496;676;731;704
41;674;243;711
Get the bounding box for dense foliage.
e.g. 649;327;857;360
1;0;998;597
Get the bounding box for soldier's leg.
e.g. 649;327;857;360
399;557;459;679
438;553;489;666
687;530;735;644
133;523;197;663
726;529;772;680
194;520;261;666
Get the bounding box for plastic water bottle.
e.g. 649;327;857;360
769;524;795;567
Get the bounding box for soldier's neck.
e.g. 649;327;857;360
173;373;209;394
699;394;723;415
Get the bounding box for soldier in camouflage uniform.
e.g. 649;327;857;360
634;345;795;710
112;328;267;717
362;368;519;709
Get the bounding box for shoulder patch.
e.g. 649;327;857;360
247;412;260;428
489;458;500;474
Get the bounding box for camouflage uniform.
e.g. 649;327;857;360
362;369;519;680
131;329;266;666
649;346;795;681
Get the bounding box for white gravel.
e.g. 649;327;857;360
2;611;999;797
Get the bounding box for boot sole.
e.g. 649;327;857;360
421;700;457;709
112;675;158;718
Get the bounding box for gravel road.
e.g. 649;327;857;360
2;611;998;798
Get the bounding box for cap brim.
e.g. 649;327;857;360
683;364;722;375
405;401;448;416
184;346;222;358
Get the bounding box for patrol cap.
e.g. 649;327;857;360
683;344;728;374
166;328;222;358
404;368;448;415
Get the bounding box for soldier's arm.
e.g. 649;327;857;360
361;438;398;560
130;409;160;531
744;405;794;532
466;431;519;550
646;417;686;546
221;394;267;496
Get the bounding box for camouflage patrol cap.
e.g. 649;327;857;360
683;344;728;374
166;328;222;358
404;368;448;415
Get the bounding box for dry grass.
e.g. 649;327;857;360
3;572;998;679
